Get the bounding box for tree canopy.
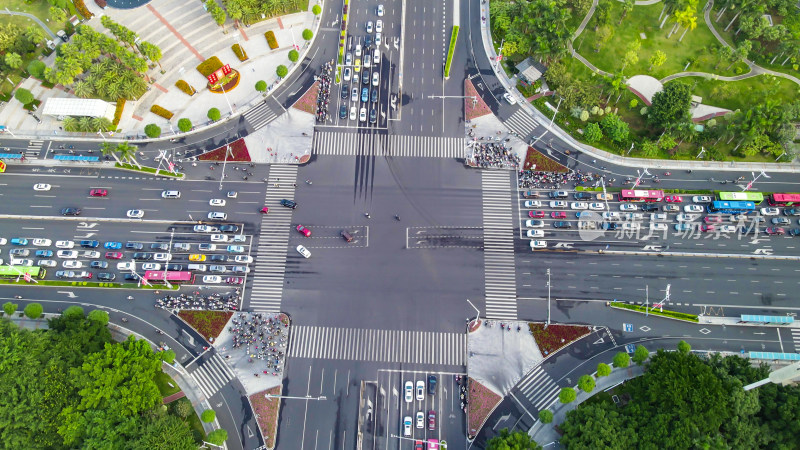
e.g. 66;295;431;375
486;428;543;450
648;82;692;129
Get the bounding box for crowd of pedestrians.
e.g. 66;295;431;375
468;136;521;169
315;60;334;122
155;290;240;311
518;169;605;190
228;312;287;377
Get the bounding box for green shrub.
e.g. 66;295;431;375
288;49;299;62
312;4;321;15
302;29;313;40
113;99;126;126
232;43;248;61
677;340;691;354
23;302;43;319
27;60;46;79
559;387;577;403
74;0;94;19
201;409;216;423
613;352;630;368
632;345;649;365
265;31;278;50
596;363;611;377
196;56;223;77
175;80;196;96
255;80;267;92
177;118;192;132
207;107;221;121
578;374;595;393
539;410;553;424
14;88;34;105
144;124;161;138
150;104;174;120
207;429;228;445
276;65;288;78
3;302;18;316
444;26;459;78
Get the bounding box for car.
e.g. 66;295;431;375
211;234;230;242
602;212;621;221
570;202;588;210
427;375;437;395
232;266;250;274
684;204;704;213
371;89;378;103
364;35;372;47
0;238;6;245
32;238;51;246
375;31;382;46
622;222;640;231
428;411;436;430
703;216;723;224
105;252;123;259
416;411;424;429
280;199;297;209
208;212;227;221
203;275;222;284
227;191;238;198
665;195;683;203
33;183;51;191
80;240;99;248
663;204;680;212
415;442;424;450
760;207;780;216
522;191;540;199
625;212;644;221
641;203;660;212
578;221;597;229
369;108;377;124
123;273;139;281
35;250;53;258
789;228;800;236
90;261;108;269
55;240;74;249
81;251;100;259
765;227;786;235
57;250;78;259
209;265;227;273
601;222;619;231
351;86;359;102
620;203;637;211
366;20;373;33
339;104;347;119
783;208;800;216
117;262;134;271
575;211;594;219
209;198;226;207
359;107;367;122
96;273;115;281
341;84;349;100
199;243;217;252
150;243;169;251
349;106;357;120
372;72;379;86
104;241;122;249
674;223;694;231
63;260;82;269
194;225;215;233
403;416;412;437
588;203;605;210
38;260;57;267
132;252;152;260
714;225;735;233
527;229;545;238
676;213;700;221
161;190;181;199
526;219;545;228
530;240;547;249
524;200;542;208
10;259;34;266
189;254;206;262
553;221;572;229
551;211;567;219
362;70;370;84
650;223;668;231
597;193;614;201
403;381;413;402
56;270;75;279
9;249;30;257
166;264;183;271
234;255;253;263
692;195;712;203
125;242;144;250
345;52;353;65
89;189;108;197
771;217;790;225
343;67;351;81
226;277;244;284
651;213;668;221
700;224;716;232
376;19;383;33
126;209;144;218
10;238;29;246
549;201;567;208
61;207;81;216
354;58;361;73
361;87;369;102
153;253;172;261
232;235;247;242
502;92;517;105
226;245;245;253
573;192;593;200
173;243;190;251
416;380;424;400
529;210;545;218
377;4;384;16
296;225;311;237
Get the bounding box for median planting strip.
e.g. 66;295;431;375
0;279;179;290
115;162;184;178
610;301;699;322
444;25;458;79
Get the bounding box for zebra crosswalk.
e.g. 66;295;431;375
243;101;280;130
482;171;518;320
791;328;800;353
247;165;298;312
313;131;465;158
503;110;540;139
26;140;43;157
288;326;467;366
188;353;235;399
513;365;561;412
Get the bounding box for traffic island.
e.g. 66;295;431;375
609;301;699;322
197;138;252;161
178;310;235;341
114;162;185;178
250;386;282;449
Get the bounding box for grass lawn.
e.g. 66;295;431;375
575;0;742;79
153;371;182;397
0;0;61;34
170;397;207;444
668;75;800;112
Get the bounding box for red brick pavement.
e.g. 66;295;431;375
162;391;186;404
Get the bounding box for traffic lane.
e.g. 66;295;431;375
215;382;257;450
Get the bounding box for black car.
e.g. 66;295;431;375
219;224;239;233
371;89;377;102
364;35;372;47
369;108;377;124
601;222;618;230
573;192;592;200
126;242;144;250
428;375;437;395
150;243;169;250
80;240;99;248
96;273;116;281
339;104;347;119
132;252;152;260
166;264;183;271
61;207;81;216
641;204;659;212
341;84;349;99
361;87;369;102
362;70;370;84
788;228;800;236
90;261;108;269
553;221;572;228
123;273;138;281
210;254;226;262
280;199;297;209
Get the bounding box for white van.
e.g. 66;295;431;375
161;190;181;199
207;212;227;221
187;264;208;272
373;49;380;65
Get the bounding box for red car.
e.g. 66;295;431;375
89;189;108;197
700;224;715;232
260;207;269;214
427;410;436;430
225;277;243;285
765;227;786;235
105;251;123;259
664;195;683;203
703;216;722;224
414;441;423;450
551;211;566;219
296;225;311;237
528;210;545;218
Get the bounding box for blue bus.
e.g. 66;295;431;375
707;200;755;214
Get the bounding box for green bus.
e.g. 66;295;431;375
0;265;46;279
718;191;764;204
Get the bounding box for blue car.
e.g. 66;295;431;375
10;238;29;246
104;242;123;250
361;87;369;103
35;249;53;258
226;245;245;253
575;211;593;219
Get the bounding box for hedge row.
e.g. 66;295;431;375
444;25;459;78
150;104;174;120
265;31;278;50
175;80;196;96
196;56;223;77
610;302;699;322
232;43;248;61
113;99;125;126
75;0;94;19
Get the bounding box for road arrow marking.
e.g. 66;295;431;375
77;222;98;229
593;337;605;344
754;248;773;255
57;291;77;298
642;245;663;251
553;242;573;248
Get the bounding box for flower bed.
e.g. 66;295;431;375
523;147;568;172
467;377;501;437
528;323;591;355
291;81;319;115
250;386;282;448
198;138;252;161
178;310;233;341
465;79;491;120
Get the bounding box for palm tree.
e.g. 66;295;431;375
618;0;635;25
4;53;23;69
73;81;93;98
78;116;93;132
678;11;698;42
100;141;120;163
24;26;46;44
62;116;79;132
104;81;121;101
91;117;112;132
115;142;140;168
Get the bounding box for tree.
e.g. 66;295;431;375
14;87;34;105
727;40;752;70
276;65;288;78
50;6;67;23
25;26;46;44
674;6;698;41
312;4;321;15
677;340;691;354
579;110;590;121
716;45;733;69
159;349;175;364
288;49;299;62
619;0;635;24
639;139;659;158
622;50;639;71
177;118;192;132
23;302;43;319
584;122;603;143
648;82;692;129
4;52;22;69
115;141;140;167
658;133;677;150
201;409;216;423
596;362;611;377
302;28;313;40
128;412;197;449
3;301;18;316
649;50;667;71
578;374;596;392
138;41;163;71
73;81;93;98
91;117;112;133
62;116;79;132
207;107;221;121
144;124;162;138
173;399;192;418
486;428;542;449
632;345;649;365
539;410;553;424
255;80;267;93
613;351;630;368
100;141;120;163
27;59;46;78
600;113;630;142
87;310;109;325
559;387;577;403
207;429;228;445
629;99;639;109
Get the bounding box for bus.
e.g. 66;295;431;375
707;200;755;214
718;191;764;204
144;270;193;283
767;193;800;207
0;160;6;173
0;265;45;279
619;189;664;202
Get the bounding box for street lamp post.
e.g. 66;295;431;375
548;97;563;129
742;170;770;192
466;298;481;325
546;268;551;327
219;145;233;191
162;229;175;288
264;394;327;401
633;168;650;187
696;147;706;159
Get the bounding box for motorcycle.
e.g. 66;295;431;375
664;172;671;176
260;207;269;214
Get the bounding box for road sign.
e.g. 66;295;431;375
625;344;636;353
623;323;633;332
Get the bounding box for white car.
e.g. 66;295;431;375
502;92;517;105
231;235;247;242
349;106;357;120
570;202;588;210
375;32;382;46
524;200;542;208
649;223;668;231
684;204;704;213
117;262;134;271
366;20;374;33
415;380;425;400
153;253;172;261
376;20;383;33
63;260;82;269
55;240;74;249
588;203;605;211
403;416;412;437
620;204;637;211
210;234;229;242
33;183;51;191
359;107;367;122
208;212;227;221
625;212;644;221
526;229;544;238
11;259;34;266
530;240;547;249
234;255;253;263
692;196;713;203
296;245;311;258
38;260;57;267
416;411;424;429
142;263;161;271
32;238;52;246
676;213;700;221
81;251;100;259
404;381;413;403
343;67;351;81
622;222;640;230
525;219;545;228
194;224;216;233
355;44;362;57
719;225;736;233
56;250;78;259
203;275;222;284
549;200;567;208
377;4;384;16
0;238;5;245
760;207;780;216
127;209;144;218
650;213;667;221
602;212;621;221
209;199;226;207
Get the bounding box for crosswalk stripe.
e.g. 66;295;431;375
482;171;518;320
312;132;466;157
188;354;235;399
25;140;43;157
243;102;279;130
504;110;540;139
287;326;466;365
791;329;800;352
514;365;561;411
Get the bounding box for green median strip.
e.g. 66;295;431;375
115;162;184;178
0;279;179;290
610;301;699;322
444;25;459;79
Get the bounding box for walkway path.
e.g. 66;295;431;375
0;10;57;39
